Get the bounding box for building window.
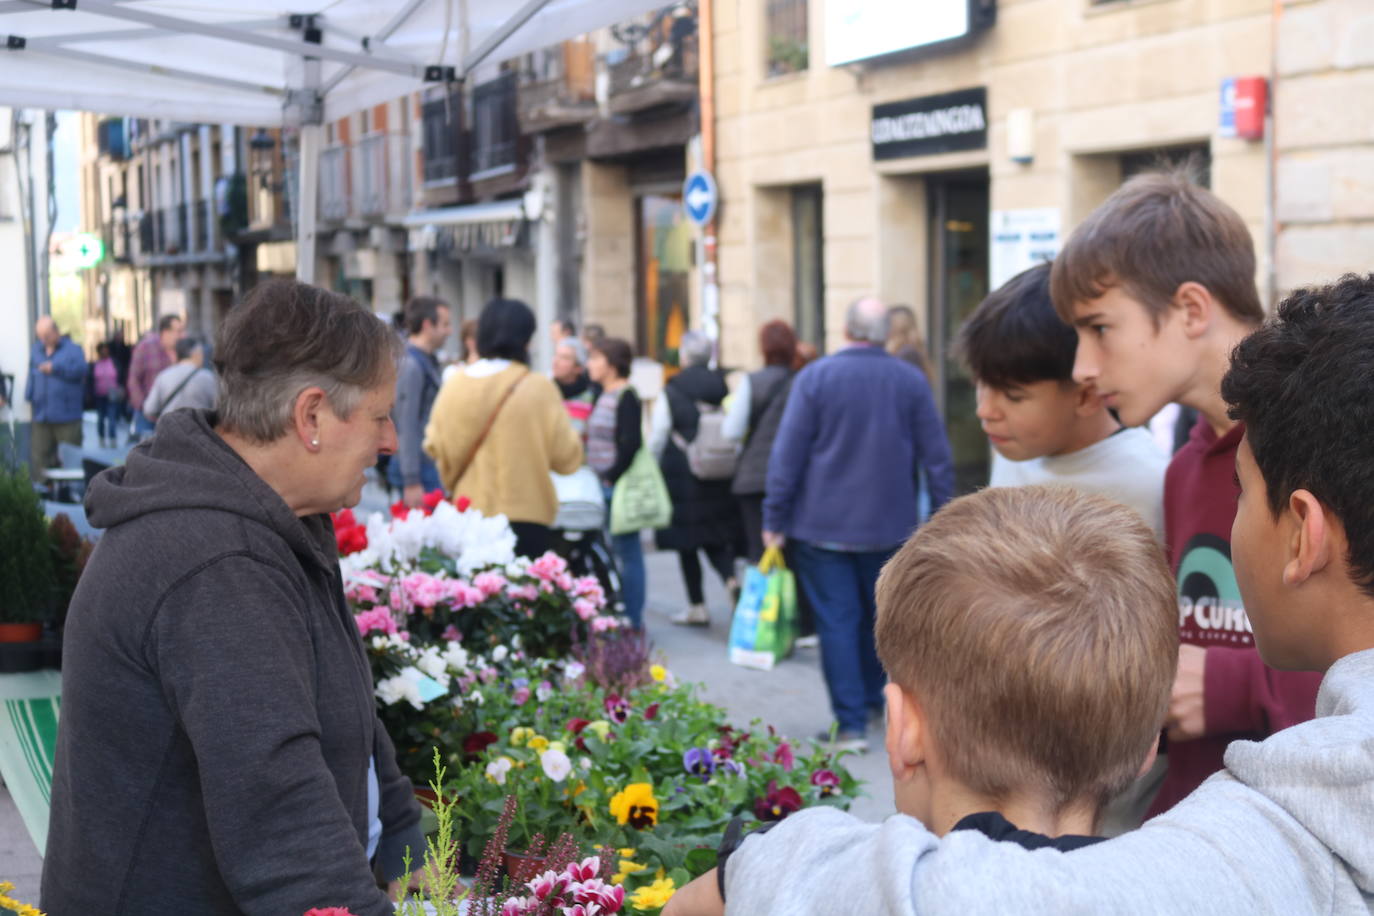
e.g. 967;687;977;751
791;184;824;350
421;90;461;184
470;72;519;177
766;0;808;77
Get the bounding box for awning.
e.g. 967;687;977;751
405;199;526;253
0;0;672;279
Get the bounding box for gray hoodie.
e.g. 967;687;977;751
727;648;1374;914
42;409;423;916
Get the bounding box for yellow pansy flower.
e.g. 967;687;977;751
510;726;535;747
609;782;659;829
528;734;550;753
630;876;677;910
612;857;649;885
650;664;667;682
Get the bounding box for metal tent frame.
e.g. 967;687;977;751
0;0;667;280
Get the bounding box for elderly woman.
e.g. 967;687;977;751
650;330;741;626
425;297;583;559
43;280;424;915
553;334;600;441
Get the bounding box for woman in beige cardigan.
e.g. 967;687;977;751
424;298;583;558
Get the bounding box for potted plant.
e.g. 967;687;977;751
0;467;56;669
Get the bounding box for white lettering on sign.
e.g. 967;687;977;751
1178;597;1253;634
872;104;987;145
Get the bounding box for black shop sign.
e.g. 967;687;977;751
871;87;987;160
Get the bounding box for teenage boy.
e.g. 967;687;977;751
665;484;1180;915
677;273;1374;915
1050;171;1322;816
958;261;1167;537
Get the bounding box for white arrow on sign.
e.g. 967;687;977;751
686;183;713;215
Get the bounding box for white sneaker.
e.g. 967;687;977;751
795;634;819;649
670;603;710;626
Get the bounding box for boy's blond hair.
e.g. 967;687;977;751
875;486;1177;811
1050;170;1263;326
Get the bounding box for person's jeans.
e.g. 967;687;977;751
790;540;896;734
386;453;442;494
603;484;646;630
132;409;156;438
29;420;82;483
94;396;120;441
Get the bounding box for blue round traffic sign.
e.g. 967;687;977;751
683;170;717;227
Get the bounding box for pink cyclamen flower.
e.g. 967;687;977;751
402;572;449;609
527;870;569;901
590;615;618;632
573;598;599;621
572;577;605;604
529;551;569;582
560;906;603;916
554;571;575;593
566;857;601;883
448;580;485;609
389;588;407;612
773;741;796;771
353;607;398;638
473;571;509;598
576;879;624;912
507;584;541;602
501;897;534;916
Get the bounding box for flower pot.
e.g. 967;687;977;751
501;849;548;884
0;622;42;643
0;641;45;673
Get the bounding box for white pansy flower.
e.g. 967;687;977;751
486;756;513;785
540;748;572;782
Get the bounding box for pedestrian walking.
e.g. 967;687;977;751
43;279;423;915
424;298;583;560
144;337;218;422
25;317;87;482
722;319;818;644
553;336;600;441
650;330;741;626
763;297;954;752
108;325;133;424
885;304;934;376
90;342;123;448
585;337;647;630
127;314;184;441
389;297;451;508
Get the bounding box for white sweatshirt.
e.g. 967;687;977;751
727;648;1374;914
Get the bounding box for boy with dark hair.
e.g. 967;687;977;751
672;274;1374;915
1051;171;1321;817
666;485;1179;915
958;261;1166;536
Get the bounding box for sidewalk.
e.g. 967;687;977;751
0;537;894;905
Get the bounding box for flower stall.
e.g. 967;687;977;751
333;495;861;913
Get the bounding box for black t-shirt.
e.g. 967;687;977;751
950;811;1105;852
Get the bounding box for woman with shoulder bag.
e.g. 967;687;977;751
424;298;583;559
585;337;647;630
650;331;741;627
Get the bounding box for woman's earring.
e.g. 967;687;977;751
311;438;319;448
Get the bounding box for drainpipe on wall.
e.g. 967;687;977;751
697;0;720;348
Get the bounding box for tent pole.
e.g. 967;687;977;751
295;57;322;283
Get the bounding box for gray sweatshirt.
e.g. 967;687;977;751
42;409;424;915
143;361;218;418
727;648;1374;914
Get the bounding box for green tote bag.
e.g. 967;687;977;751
609;446;672;535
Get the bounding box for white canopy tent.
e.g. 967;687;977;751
0;0;670;280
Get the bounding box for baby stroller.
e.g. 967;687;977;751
550;466;624;616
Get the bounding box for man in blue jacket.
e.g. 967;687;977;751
26;316;87;481
764;297;954;752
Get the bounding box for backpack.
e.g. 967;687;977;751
672;398;740;481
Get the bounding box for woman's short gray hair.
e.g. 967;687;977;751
557;337;588;366
214;279;403;443
679;330;713;368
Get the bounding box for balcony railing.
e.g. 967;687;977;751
104;218;131;263
357;131;412;217
320;145;351;221
421;91;462;185
765;0;808;77
606;5;698;105
192;199;210;251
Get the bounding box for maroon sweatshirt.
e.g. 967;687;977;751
1148;417;1323;816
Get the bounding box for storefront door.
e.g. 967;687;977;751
635;193;692;365
927;173;989;495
